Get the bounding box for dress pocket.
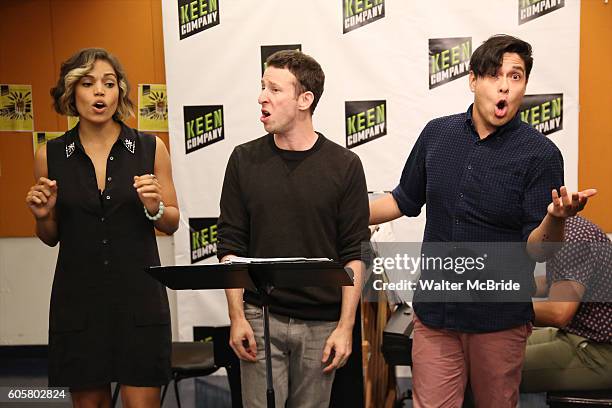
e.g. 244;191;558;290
49;311;88;333
133;309;171;326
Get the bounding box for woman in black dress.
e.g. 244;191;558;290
25;48;179;407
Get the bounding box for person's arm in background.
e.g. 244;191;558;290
533;280;585;327
532;233;591;327
533;275;550;298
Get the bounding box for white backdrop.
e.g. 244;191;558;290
161;0;580;340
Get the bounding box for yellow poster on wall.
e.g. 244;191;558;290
32;131;64;156
138;84;168;132
0;84;34;131
67;115;79;129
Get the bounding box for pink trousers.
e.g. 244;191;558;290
412;316;531;408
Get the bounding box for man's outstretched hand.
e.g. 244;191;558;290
547;186;597;219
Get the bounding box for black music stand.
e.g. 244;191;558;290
148;260;354;408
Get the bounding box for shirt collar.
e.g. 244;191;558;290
65;121;136;158
465;103;522;141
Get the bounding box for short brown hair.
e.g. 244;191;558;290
50;48;134;121
265;50;325;115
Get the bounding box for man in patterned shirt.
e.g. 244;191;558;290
521;215;612;392
369;34;597;407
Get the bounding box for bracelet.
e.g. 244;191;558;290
144;201;164;221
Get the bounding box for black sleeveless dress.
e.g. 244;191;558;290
46;122;171;388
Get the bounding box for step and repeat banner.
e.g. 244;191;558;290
161;0;579;340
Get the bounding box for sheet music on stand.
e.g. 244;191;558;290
225;256;332;264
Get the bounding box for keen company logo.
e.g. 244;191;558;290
261;44;302;75
183;105;224;154
429;37;472;90
345;100;387;149
189;218;218;263
519;94;563;136
343;0;385;34
519;0;564;25
178;0;220;40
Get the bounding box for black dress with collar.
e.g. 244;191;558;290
45;122;171;387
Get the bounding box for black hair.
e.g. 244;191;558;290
470;35;533;80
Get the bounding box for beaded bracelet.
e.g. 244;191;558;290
144;201;164;221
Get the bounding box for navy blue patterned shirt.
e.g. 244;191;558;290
393;105;564;332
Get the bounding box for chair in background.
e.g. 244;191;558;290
112;325;241;408
546;391;612;407
381;303;414;408
161;341;219;408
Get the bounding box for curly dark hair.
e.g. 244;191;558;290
50;48;134;120
470;35;533;80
